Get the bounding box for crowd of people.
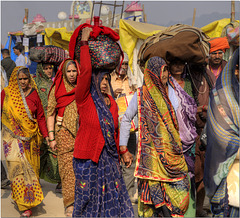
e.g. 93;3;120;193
1;22;239;218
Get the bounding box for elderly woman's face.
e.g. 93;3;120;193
18;72;30;91
66;63;77;85
170;61;185;75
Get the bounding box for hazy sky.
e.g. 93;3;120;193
1;1;239;46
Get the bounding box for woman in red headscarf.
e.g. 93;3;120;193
47;59;80;217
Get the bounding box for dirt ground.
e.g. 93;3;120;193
1;158;210;218
1;160;138;217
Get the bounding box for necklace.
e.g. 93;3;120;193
187;65;207;94
193;73;204;86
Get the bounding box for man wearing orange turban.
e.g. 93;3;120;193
207;37;230;79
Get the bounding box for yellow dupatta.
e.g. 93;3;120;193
2;67;44;211
2;67;41;141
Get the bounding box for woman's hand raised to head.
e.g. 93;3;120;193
81;27;93;41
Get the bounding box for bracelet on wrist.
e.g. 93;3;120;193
80;41;88;46
202;105;206;110
49;138;55;142
48;130;55;134
120;148;129;155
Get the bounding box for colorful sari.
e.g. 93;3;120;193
135;57;190;217
170;77;198;217
1;67;44;211
34;63;61;184
72;70;134;217
204;48;239;217
47;59;80;208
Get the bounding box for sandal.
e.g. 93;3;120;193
20;209;32;217
65;205;74;217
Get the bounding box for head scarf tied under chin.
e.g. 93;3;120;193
90;70;117;160
209;36;230;54
49;58;80;123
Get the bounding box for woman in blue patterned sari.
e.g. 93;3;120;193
72;27;134;217
204;48;239;217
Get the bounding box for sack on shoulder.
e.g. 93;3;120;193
138;24;211;66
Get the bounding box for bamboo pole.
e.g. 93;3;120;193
72;1;76;31
229;0;235;58
112;0;117;27
25;8;29;23
231;0;235;22
24;8;29;66
142;4;147;23
192;8;196;26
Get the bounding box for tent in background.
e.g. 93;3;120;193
119;19;167;72
3;17;238;77
44;27;73;51
201;18;239;38
201;18;239;60
119;19;167;87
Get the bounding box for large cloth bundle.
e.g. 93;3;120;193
138;24;210;66
29;45;67;65
69;23;122;70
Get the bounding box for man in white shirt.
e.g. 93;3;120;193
13;44;26;66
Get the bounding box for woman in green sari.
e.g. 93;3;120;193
34;63;61;191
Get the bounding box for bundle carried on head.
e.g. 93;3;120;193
138;24;211;66
69;23;122;70
29;45;68;65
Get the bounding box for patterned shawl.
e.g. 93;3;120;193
135;56;189;215
90;70;117;160
34;63;53;115
2;66;42;141
204;48;239;216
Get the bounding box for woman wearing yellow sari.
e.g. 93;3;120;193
1;66;49;217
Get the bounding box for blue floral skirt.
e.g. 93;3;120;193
72;146;134;217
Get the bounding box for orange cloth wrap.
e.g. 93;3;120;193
209;36;230;53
